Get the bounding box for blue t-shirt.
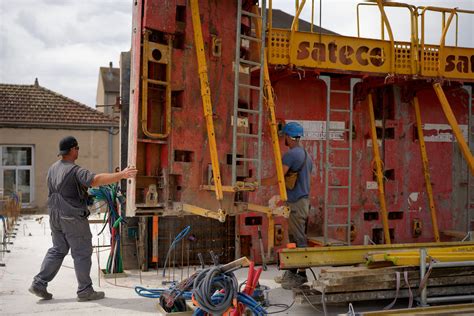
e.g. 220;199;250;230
282;146;312;203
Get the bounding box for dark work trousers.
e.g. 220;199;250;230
33;208;93;295
287;197;310;248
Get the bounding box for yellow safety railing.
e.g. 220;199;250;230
357;2;418;74
266;1;474;81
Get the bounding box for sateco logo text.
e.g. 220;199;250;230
296;41;386;67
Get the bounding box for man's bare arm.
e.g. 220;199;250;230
260;165;289;186
90;166;138;187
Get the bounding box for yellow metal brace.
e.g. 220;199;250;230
190;0;223;201
182;204;226;223
141;31;172;139
252;6;288;202
368;93;391;244
433;83;474;175
367;245;474;266
413;96;440;242
278;241;474;268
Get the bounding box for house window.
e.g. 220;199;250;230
0;146;34;205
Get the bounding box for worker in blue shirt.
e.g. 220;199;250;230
259;122;313;289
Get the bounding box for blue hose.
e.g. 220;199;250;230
134;286;192;300
162;226;191;278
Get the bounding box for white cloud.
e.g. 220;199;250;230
0;0;132;106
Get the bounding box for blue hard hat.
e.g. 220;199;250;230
282;122;304;138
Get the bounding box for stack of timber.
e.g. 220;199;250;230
294;264;474;305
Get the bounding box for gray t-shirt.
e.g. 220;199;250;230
47;160;95;217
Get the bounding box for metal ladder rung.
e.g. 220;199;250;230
241;34;261;42
328;185;349;189
237;133;259;139
328;224;350;227
327;205;350;208
147;79;169;86
238;83;261;91
328;166;350;170
241;10;261;18
237;108;259;114
330;90;351;94
236;157;259;162
329;147;351;151
330;109;351;113
239;59;261;67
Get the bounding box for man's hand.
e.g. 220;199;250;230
121;166;138;179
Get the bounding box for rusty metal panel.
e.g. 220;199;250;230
143;0;177;32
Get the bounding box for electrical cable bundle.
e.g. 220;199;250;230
89;184;126;274
192;265;267;316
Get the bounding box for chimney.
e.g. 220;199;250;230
34;78;39;87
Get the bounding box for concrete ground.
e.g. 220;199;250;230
0;215;407;316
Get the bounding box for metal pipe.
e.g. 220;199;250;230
419;248;427;306
108;127;114;172
433;83;474;175
232;0;242;187
368;93;391;244
257;0;268;185
413;96;440;242
429;260;474;268
427;295;474;304
465;85;473;232
375;0;395;73
437;9;456;76
290;0;306;49
253;6;288;202
320;75;330;245
191;0;223;200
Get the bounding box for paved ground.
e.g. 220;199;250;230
0;215;404;315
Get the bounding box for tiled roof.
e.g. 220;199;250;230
272;9;338;35
0;82;118;128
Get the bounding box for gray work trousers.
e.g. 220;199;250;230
33;208;93;295
287;197;309;247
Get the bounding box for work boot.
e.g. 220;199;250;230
29;285;53;300
274;270;293;284
281;272;308;290
77;290;105;302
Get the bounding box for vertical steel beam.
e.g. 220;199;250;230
368;93;391;244
414;96;440;242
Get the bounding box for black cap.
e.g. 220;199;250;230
58;136;78;156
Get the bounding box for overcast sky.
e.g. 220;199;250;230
0;0;472;108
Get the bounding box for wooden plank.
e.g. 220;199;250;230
294;285;474;305
313;275;474;293
441;230;469;239
319;267;474;286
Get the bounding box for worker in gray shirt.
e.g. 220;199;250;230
29;136;138;301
